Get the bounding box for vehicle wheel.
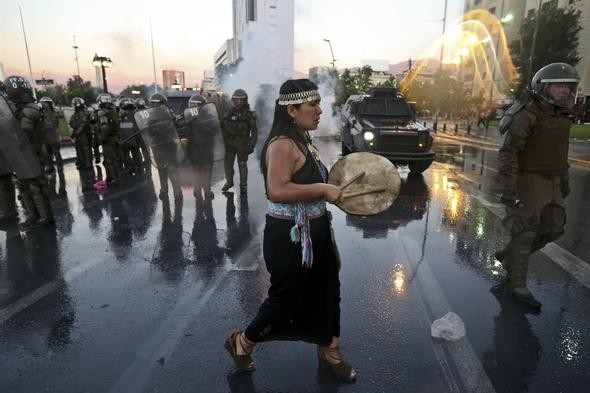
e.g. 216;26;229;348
409;160;432;174
341;141;351;156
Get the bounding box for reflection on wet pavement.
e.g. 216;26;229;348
1;138;590;393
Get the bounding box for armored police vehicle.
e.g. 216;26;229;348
340;87;434;173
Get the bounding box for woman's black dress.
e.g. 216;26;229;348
244;145;341;346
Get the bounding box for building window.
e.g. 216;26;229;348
489;6;496;15
474;0;482;5
247;0;257;21
527;8;535;18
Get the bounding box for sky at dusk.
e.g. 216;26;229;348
1;0;464;93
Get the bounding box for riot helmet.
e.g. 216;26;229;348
71;97;86;110
188;94;207;108
39;96;54;110
135;98;147;109
119;97;135;110
231;88;248;108
530;63;579;108
39;96;54;105
148;93;167;107
3;75;35;104
96;93;113;107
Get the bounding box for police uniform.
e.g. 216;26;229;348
14;103;55;225
118;107;143;175
96;95;121;185
69;101;93;169
222;90;257;193
40;99;63;172
497;63;579;309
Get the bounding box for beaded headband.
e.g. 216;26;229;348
277;89;321;105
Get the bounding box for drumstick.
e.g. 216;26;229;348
342;187;386;199
339;172;365;191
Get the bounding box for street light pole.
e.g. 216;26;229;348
18;6;36;100
489;0;506;105
92;54;113;94
434;0;449;130
73;35;80;77
323;38;336;70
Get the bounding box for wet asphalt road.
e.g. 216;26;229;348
1;137;590;393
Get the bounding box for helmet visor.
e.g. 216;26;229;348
540;82;578;108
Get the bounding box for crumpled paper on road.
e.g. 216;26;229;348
430;312;466;341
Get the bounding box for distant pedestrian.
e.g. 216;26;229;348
575;103;585;124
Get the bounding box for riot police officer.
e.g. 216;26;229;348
221;89;257;194
134;97;152;168
118;98;143;175
96;93;121;186
3;76;54;227
147;93;182;201
0;86;17;222
186;94;217;202
39;96;63;172
69;97;93;169
496;63;579;309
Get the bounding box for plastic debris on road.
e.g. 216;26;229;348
430;312;466;341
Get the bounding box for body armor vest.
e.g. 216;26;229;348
224;109;252;138
70;111;91;135
16;104;44;147
42;109;59;131
518;102;570;172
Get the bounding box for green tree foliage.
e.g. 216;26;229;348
402;79;429;112
509;2;582;98
430;71;471;116
118;84;149;100
377;76;397;88
355;66;374;93
64;75;96;105
335;66;375;106
36;84;67;105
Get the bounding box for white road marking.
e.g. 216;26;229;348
0;257;103;324
468;193;590;290
394;232;497;393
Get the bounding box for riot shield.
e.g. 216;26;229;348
134;106;185;169
183;103;221;143
119;121;138;147
0;96;44;179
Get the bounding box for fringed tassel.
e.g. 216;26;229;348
290;201;314;268
302;236;313;268
290;224;300;242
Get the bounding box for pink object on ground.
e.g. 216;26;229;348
93;180;108;192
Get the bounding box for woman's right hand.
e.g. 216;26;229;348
323;184;342;204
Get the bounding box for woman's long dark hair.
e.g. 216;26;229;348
260;79;318;176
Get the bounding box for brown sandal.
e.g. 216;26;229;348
317;346;357;383
224;330;255;372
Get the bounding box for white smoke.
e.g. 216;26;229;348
220;17;289;106
313;69;342;137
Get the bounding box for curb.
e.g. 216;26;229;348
433;133;590;169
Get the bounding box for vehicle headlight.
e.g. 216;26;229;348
363;131;375;141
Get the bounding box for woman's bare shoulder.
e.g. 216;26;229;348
268;136;298;155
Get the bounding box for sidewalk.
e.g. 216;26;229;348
421;118;590;168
